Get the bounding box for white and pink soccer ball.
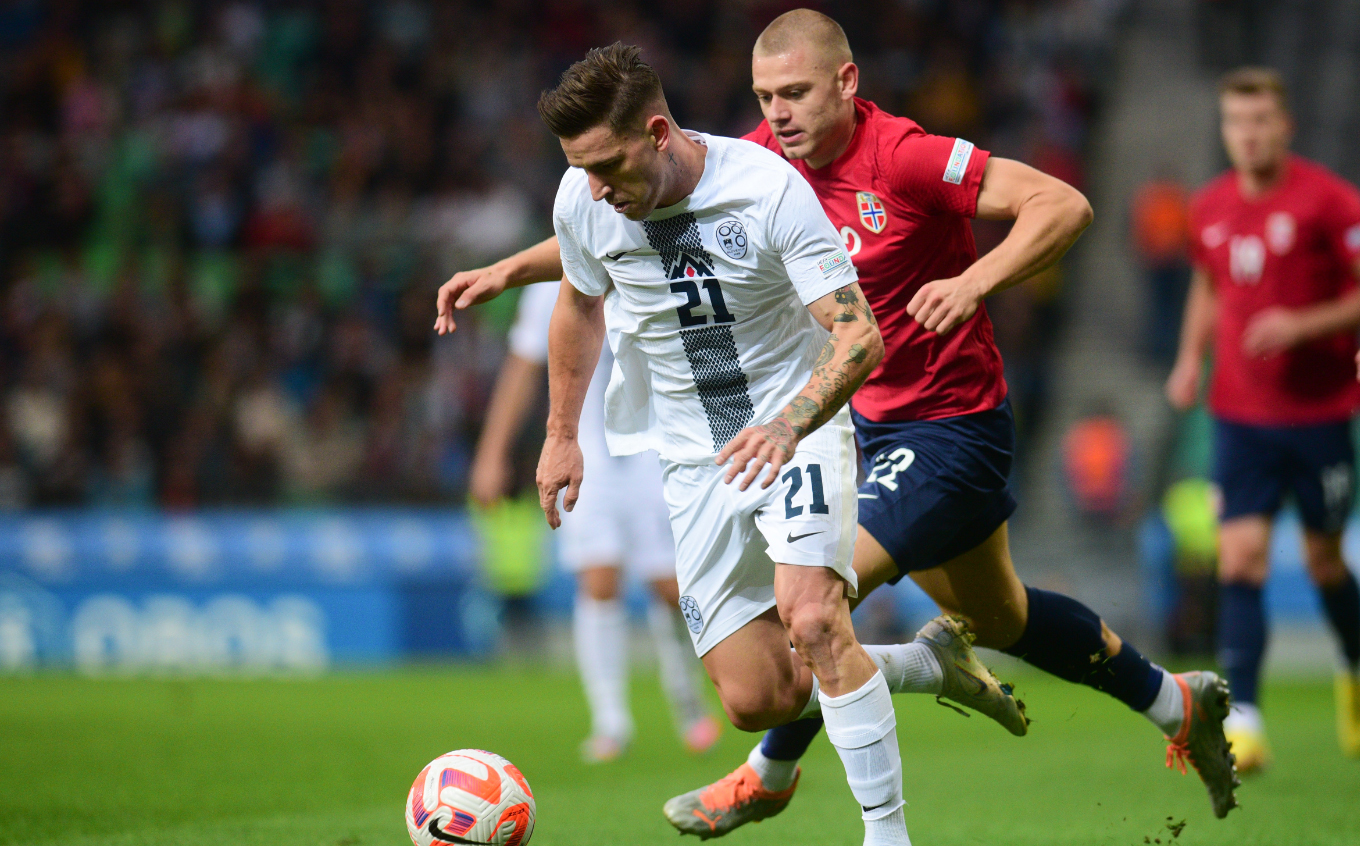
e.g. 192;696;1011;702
406;749;536;846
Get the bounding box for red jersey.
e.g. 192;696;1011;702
1189;155;1360;425
744;98;1007;423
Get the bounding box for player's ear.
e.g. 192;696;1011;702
645;114;671;152
837;62;859;101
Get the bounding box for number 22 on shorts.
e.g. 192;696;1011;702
863;447;916;493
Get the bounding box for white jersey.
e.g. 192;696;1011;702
553;133;857;465
508;281;611;464
508;281;674;574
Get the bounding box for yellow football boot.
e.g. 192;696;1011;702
1224;725;1272;774
1336;673;1360;758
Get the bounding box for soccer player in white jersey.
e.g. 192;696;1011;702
435;44;1022;846
470;281;722;762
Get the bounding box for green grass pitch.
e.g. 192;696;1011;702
2;667;1356;845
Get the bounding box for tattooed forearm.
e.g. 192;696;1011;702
848;344;868;364
785;396;821;436
813;335;837;368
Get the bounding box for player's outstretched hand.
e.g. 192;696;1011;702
717;420;797;492
1165;357;1201;411
536;433;584;529
434;264;513;334
907;275;981;335
1241;306;1301;358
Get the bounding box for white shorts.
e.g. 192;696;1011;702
662;407;858;656
557;450;675;580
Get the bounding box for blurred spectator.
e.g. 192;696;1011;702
0;0;1121;508
1062;407;1133;522
1131;170;1192;365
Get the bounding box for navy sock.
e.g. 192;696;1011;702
759;716;824;761
1319;569;1360;673
1218;582;1267;706
1002;586;1163;712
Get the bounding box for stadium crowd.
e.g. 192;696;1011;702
0;0;1122;508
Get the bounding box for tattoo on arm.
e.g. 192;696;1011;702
772;289;879;441
832;285;877;326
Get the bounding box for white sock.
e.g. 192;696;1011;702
646;599;707;727
573;596;632;741
1141;668;1186;737
820;671;910;846
1225;701;1265;734
863;643;943;695
789;643;940;702
747;744;800;792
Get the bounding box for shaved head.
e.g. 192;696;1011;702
750;9;858;168
754;9;852;69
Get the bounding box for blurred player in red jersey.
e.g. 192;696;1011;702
435;9;1239;823
1167;67;1360;771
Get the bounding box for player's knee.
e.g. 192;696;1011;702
1305;550;1349;588
578;566;621;601
1217;533;1269;586
780;601;850;664
716;686;790;733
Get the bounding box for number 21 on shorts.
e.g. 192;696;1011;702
783;463;830;518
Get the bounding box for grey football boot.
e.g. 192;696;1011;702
1163;671;1241;818
913;614;1030;736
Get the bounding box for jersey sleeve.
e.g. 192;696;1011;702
768;168;859;304
882;132;991;218
506;282;560;363
1321;176;1360;274
552;177;612;297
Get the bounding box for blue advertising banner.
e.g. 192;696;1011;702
0;510;498;672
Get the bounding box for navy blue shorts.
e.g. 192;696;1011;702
854;399;1018;580
1213;416;1355;534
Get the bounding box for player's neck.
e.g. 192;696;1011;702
1236;157;1288;198
805;108;858;170
655;132;708;209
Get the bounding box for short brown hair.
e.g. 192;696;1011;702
537;43;667;138
1219;66;1289;113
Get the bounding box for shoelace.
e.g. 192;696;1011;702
699;770;759;813
1165;738;1191;775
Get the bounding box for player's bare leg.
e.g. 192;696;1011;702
575;565;632;763
647;576;723;753
669;595;1022;843
775;564;907;846
1217;515;1273;772
1301;530;1360;758
680;522;1239;832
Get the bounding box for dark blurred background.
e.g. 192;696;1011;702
0;0;1112;509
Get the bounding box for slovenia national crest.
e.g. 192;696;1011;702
856;191;887;233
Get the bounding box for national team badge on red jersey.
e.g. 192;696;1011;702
856;191;887;233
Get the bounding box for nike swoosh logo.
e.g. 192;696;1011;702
428;819;493;845
786;531;825;543
605;249;636;261
955;665;989;697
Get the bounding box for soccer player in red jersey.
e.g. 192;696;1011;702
1166;67;1360;771
435;9;1238;824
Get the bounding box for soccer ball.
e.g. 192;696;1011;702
405;749;536;846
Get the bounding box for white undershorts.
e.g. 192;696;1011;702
556;449;675;581
662;406;858;656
